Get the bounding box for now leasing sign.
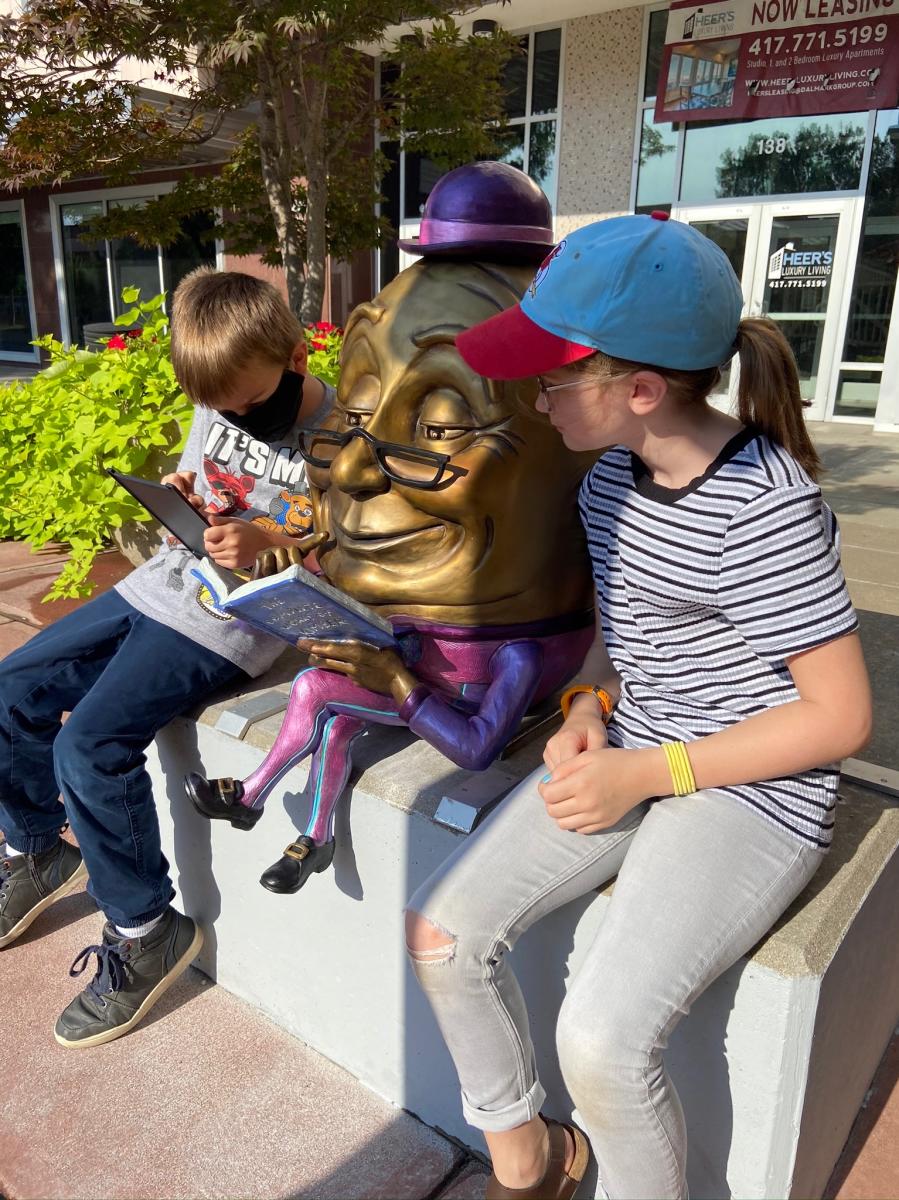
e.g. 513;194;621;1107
655;0;899;122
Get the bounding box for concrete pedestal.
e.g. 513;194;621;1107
148;668;899;1200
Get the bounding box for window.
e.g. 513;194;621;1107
398;28;562;221
57;194;217;345
0;207;35;357
378;24;562;285
680;112;867;203
634;8;678;213
834;109;899;416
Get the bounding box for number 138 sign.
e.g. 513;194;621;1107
655;0;899;123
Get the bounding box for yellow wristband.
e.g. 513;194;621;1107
560;685;614;724
663;742;697;796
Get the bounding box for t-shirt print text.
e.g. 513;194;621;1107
203;421;308;489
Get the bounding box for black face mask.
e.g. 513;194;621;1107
224;370;303;441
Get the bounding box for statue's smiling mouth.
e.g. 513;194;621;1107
334;520;447;551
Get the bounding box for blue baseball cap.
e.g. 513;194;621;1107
455;212;745;379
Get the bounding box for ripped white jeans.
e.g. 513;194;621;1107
405;767;822;1200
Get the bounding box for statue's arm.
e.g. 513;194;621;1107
399;640;544;771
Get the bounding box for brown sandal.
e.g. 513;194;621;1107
485;1118;591;1200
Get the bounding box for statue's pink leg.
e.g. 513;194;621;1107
239;668;400;809
302;712;368;844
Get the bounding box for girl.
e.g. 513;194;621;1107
403;213;872;1200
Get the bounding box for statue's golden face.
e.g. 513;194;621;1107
310;259;594;625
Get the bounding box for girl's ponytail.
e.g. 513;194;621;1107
735;317;822;481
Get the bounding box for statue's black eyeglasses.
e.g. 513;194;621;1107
298;427;452;490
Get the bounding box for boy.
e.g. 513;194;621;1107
0;269;333;1047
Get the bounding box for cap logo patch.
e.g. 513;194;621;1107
529;239;567;298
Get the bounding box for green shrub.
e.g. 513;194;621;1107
305;321;343;385
1;292;345;601
0;289;193;599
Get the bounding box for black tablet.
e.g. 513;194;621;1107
107;468;211;558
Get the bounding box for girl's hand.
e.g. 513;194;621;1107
297;639;419;706
544;703;608;771
203;516;276;570
161;470;205;510
539;747;663;834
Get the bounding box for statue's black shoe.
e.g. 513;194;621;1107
184;773;262;830
259;837;336;895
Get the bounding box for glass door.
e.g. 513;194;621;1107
750;200;855;421
674;199;855;420
673;204;762;409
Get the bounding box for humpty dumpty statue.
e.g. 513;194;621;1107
185;162;596;895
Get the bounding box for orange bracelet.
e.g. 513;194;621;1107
560;685;614;724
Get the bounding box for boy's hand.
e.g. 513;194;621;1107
203;516;277;570
544;695;608;771
161;470;205;510
539;747;664;834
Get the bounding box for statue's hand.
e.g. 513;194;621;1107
297;638;419;707
251;532;329;580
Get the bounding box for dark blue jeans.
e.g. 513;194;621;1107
0;590;247;926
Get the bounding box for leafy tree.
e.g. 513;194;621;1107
0;2;516;323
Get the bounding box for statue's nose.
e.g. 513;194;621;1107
330;432;390;497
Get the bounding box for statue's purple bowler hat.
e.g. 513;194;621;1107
398;161;555;264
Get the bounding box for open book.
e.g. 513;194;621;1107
191;559;398;649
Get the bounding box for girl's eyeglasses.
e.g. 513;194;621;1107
298;426;452;490
535;376;592;404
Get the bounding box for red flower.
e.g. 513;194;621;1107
125;329;142;339
312;320;337;333
309;338;327;351
105;335;128;350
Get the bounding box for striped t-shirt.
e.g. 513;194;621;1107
578;428;858;849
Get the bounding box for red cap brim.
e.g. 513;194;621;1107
455;305;594;380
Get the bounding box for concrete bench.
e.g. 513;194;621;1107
148;656;899;1200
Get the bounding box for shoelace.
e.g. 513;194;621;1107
69;940;130;1003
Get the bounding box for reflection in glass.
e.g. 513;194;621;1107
378;140;401;286
839;109;899;368
636;113;677;209
681;112;866;202
688;218;749;394
108;198;159;317
502;36;529;119
491;125;526;173
0;211;35;354
528;121;557;198
762;214;840;401
833;370;881;417
61;201;108;346
644;8;669;101
404;153;446;219
531;28;561;115
163;211;217;295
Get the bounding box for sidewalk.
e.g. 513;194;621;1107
1;421;897;1200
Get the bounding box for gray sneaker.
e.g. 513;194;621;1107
54;907;203;1049
0;840;88;949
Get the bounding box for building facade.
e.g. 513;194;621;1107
381;0;899;431
3;2;896;431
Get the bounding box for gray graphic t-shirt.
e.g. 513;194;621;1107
115;382;334;677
